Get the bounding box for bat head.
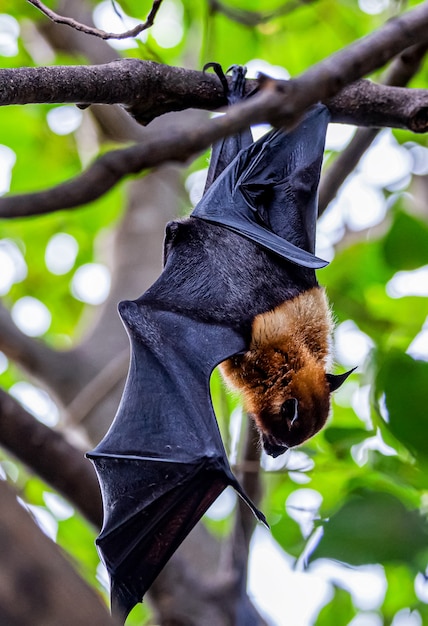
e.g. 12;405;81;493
256;365;355;457
219;290;355;458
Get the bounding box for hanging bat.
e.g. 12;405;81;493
87;66;352;622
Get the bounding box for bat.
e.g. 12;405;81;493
87;65;352;622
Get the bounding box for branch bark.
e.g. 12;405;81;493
0;388;102;527
1;61;428;128
0;60;227;119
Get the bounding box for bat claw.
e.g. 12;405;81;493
203;62;229;96
203;62;248;104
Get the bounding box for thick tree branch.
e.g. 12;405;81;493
0;480;115;625
325;81;428;131
28;0;164;40
0;388;102;527
0;60;227;118
319;42;428;214
0;61;427;128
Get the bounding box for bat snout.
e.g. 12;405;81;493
262;433;288;458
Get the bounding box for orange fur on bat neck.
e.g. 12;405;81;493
220;287;334;449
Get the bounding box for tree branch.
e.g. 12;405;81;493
0;60;427;128
228;420;263;587
319;42;428;214
0;302;95;403
0;388;102;527
0;480;115;625
0;60;229;123
208;0;318;26
27;0;164;40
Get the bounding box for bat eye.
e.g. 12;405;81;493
281;397;298;429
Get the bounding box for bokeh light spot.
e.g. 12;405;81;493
11;296;51;336
71;263;111;305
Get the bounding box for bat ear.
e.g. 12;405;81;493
326;367;357;392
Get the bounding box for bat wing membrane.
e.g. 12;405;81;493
87;301;266;621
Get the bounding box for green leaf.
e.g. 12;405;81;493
270;514;306;557
56;515;100;586
376;352;428;461
324;427;370;448
383;211;428;271
315;586;356;626
311;489;428;566
382;564;418;620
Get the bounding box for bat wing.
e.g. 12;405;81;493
192;104;330;267
87;300;266;622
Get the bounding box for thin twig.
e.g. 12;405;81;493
27;0;164;40
208;0;318;26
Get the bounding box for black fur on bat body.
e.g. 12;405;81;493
88;66;353;621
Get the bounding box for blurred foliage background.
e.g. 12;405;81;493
1;1;428;625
